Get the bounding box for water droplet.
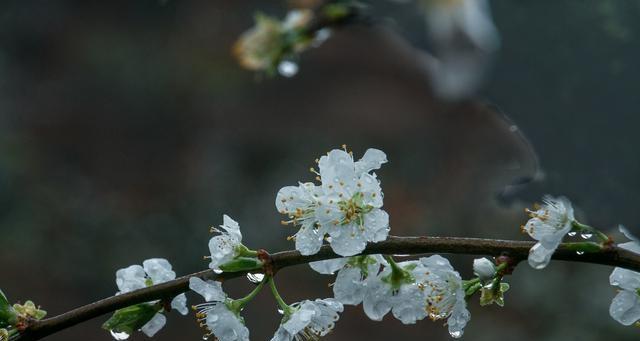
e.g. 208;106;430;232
580;233;593;239
567;231;577;237
576;251;584;255
202;335;209;340
277;309;284;314
247;273;265;283
449;330;463;338
278;61;298;77
213;269;223;274
110;330;130;340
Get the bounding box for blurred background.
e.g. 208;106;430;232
0;0;639;340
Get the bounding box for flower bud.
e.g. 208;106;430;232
473;258;497;281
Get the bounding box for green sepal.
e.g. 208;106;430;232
563;242;603;253
0;290;16;328
479;282;510;307
102;303;161;334
219;257;263;273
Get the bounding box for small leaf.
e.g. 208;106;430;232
102;303;160;334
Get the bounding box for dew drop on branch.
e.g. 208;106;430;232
110;330;130;340
246;273;265;283
277;61;298;77
576;251;584;255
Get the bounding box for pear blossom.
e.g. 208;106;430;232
208;215;245;271
277;148;390;257
473;258;496;282
421;255;470;338
271;298;343;341
310;255;386;305
189;277;250;341
113;258;187;337
522;196;575;269
609;225;640;326
363;259;431;324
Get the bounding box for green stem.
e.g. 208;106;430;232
232;277;267;310
462;277;481;291
268;277;292;315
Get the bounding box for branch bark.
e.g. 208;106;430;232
18;235;640;340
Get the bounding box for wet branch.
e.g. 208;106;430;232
18;235;640;340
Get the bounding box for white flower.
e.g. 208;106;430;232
189;277;250;341
311;255;386;305
114;258;187;337
271;298;343;341
609;225;640;326
421;255;470;338
473;258;496;282
277;148;390;257
522;196;575;269
363;259;431;324
208;215;244;270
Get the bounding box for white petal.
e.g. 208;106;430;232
115;265;147;293
328;223;367;256
140;313;166;337
319;149;356;196
363;277;393;321
170;293;188;315
208;235;238;269
143;258;176;284
527;242;554;270
392;283;427;324
309;258;348;275
358;173;383;208
619;241;640;254
447;300;471;338
221;214;242;242
420;255;455;273
188;277;226;302
305;299;343;336
609;290;640;326
354;148;387;174
270;326;293;341
206;305;250;341
282;307;314;335
295;224;325;256
619;224;639;242
610;267;640;292
363;208;390;242
334;267;367;305
275;184;318;216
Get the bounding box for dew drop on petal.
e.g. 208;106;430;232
110;330;130;340
278;61;298;77
580;233;593;239
246;273;265;283
567;231;577;237
449;330;463;338
213;269;224;274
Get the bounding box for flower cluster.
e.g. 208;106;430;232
104;258;187;338
277;147;390;256
311;254;472;338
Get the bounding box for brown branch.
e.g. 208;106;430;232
18;235;640;340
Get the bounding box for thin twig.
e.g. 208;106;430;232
18;235;640;340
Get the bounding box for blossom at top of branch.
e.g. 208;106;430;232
609;225;640;326
189;277;250;341
107;258;187;338
277;147;390;256
271;298;343;341
522;196;575;269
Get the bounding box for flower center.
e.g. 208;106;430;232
338;193;372;226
